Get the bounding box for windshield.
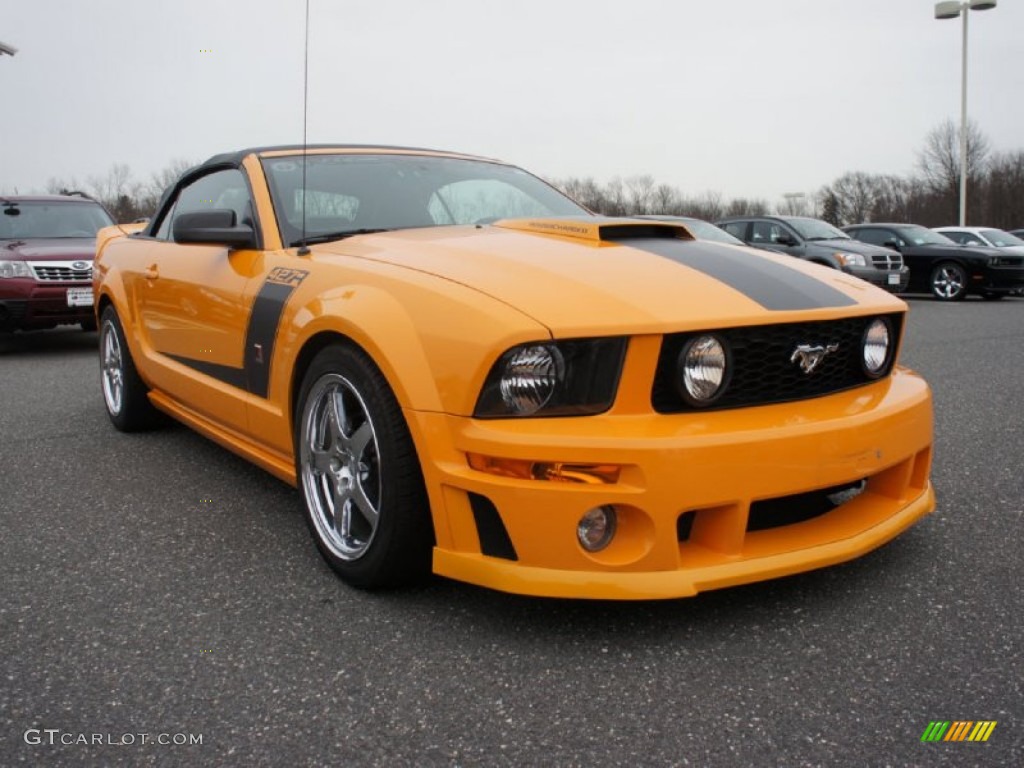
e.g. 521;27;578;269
0;201;114;239
787;218;849;241
897;226;956;246
981;229;1024;247
261;153;590;247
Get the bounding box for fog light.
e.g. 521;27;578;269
577;505;617;552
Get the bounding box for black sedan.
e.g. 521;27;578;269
843;223;1024;301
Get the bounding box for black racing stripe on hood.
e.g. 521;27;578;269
619;238;857;311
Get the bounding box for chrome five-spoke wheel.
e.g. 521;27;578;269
300;373;382;561
931;262;967;301
98;306;159;432
294;344;432;588
101;318;125;416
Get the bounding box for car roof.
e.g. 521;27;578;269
845;223;912;228
196;144;498;171
933;226;989;233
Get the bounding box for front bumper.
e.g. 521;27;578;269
846;265;910;293
973;265;1024;295
0;279;94;330
412;368;934;599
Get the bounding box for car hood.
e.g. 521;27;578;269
1;238;96;261
910;243;1015;259
314;218;902;336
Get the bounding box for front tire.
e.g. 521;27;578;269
295;344;432;588
99;306;160;431
930;262;967;301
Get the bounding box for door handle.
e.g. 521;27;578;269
143;264;159;280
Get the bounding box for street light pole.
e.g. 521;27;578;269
934;1;996;226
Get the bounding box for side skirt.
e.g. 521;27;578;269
147;390;297;486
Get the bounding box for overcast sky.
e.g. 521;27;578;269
2;0;1022;204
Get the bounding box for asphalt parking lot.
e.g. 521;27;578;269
1;296;1021;767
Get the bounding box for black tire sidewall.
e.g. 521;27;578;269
294;344;432;588
99;306;159;431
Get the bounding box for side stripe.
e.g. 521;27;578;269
619;238;858;311
243;280;296;398
162;270;302;398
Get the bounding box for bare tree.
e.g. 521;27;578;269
687;191;725;222
981;150;1024;229
778;193;811;216
624;174;656;214
650;183;680;214
138;158;195;216
916;119;990;223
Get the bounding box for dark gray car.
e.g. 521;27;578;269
716;215;909;293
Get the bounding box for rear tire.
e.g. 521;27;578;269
930;262;967;301
99;306;161;431
295;343;433;588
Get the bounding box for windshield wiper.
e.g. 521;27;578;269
293;228;392;247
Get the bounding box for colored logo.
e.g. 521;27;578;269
920;721;997;742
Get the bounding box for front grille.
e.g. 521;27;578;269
870;252;902;270
31;265;92;282
990;256;1023;267
652;313;904;413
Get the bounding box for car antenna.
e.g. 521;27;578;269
297;0;312;256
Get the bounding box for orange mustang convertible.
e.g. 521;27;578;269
94;146;935;600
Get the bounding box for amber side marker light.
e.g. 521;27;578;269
467;454;621;484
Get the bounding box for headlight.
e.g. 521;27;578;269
499;344;564;415
834;252;867;267
677;334;729;406
862;318;892;377
0;259;32;279
474;338;627;418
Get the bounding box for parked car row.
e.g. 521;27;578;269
844;223;1024;301
704;214;1024;302
715;216;909;294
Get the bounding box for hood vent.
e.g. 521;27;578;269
492;217;695;244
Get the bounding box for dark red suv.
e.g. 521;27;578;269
1;195;114;332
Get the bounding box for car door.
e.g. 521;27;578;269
751;220;803;257
129;168;262;433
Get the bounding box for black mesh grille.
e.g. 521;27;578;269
652;313;903;413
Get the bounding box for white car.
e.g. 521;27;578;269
933;226;1024;254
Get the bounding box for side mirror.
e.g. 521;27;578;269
775;233;797;246
883;239;903;250
173;209;256;248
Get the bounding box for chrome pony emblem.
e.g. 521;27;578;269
790;343;839;374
